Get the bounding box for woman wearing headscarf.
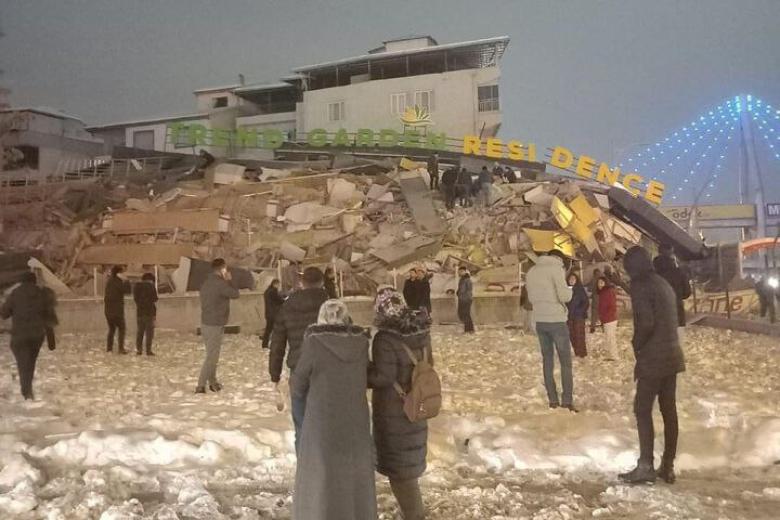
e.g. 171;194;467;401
290;299;376;520
566;273;589;358
369;288;432;520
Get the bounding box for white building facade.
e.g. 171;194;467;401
87;35;509;156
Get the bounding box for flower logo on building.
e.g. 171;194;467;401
400;105;432;127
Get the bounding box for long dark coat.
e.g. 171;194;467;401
624;247;686;380
290;324;376;520
653;255;692;326
368;326;432;481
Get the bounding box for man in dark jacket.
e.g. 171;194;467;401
1;271;56;400
427;153;439;191
416;267;433;316
456;267;475;333
441;166;458;210
619;246;686;485
197;258;240;394
589;268;602;333
653;245;692;342
504;166;517;183
104;265;131;354
478;166;492;207
133;273;158;356
403;269;420;310
269;266;328;452
262;279;284;349
456;167;473;208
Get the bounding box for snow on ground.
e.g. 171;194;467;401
0;324;778;519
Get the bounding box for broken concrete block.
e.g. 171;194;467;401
279;241;306;262
327;178;358;206
370;235;442;268
214;163;247;185
522;229;575;257
523;185;555;206
27;258;73;295
594;193;610;210
284;202;343;230
341;214;362;234
366;183;388;200
377;192;394;203
125;198;155;212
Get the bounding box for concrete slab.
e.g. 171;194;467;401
78;244;194;265
398;171;446;236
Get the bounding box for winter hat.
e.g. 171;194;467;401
317;299;351;326
374;288;431;333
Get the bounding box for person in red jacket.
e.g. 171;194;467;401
597;277;619;360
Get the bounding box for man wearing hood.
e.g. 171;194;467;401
269;266;328;453
620;246;685;485
526;250;575;411
653;244;692;342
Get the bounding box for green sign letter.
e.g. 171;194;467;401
425;132;447;151
333;128;351;147
355;128;374;147
263;129;285;149
235;128;258;148
307;128;328;147
379;129;399;148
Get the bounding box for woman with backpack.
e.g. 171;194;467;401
369;288;434;520
597;277;619;360
290;299;376;520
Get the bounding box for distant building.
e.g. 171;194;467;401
87;35;509;157
1;107;105;182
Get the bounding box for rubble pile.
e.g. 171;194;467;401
0;158;645;296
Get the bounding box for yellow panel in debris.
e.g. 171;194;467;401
523;228;575;257
551;196;575;229
570;219;599;253
569;194;601;227
399;157;423;171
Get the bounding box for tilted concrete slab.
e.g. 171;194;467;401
398;170;447;236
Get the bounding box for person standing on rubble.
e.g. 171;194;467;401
504;166;518;184
456;167;473;208
619;246;685;485
403;269;420;311
197;258;240;394
133;272;158;356
369;288;433;520
427;153;440;191
526;250;576;411
104;266;131;354
262;279;284;349
269;266;328;454
478;166;493;207
653;244;692;343
441;166;458;210
1;271;57;400
457;266;475;333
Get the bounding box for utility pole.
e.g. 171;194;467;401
737;95;767;238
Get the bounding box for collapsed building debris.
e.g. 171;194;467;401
0;152;657;297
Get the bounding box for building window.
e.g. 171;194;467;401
478;85;500;112
328;101;345;122
132;130;155;150
390;93;407;115
213;96;228;108
414;90;434;111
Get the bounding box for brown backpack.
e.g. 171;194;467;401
393;343;442;422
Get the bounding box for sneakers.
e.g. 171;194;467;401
118;348;128;355
563;404;579;413
618;461;656;484
146;351;155;356
194;387;206;394
549;403;560;409
209;382;223;392
657;459;676;484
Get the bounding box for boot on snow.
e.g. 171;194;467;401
618;461;656;484
656;458;676;484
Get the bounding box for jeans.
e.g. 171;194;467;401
535;322;573;406
635;374;679;465
136;315;155;353
444;185;456;210
10;334;44;399
429;173;439;190
603;320;618;359
106;314;126;351
458;300;474;332
198;325;223;388
291;390;307;455
390;478;425;520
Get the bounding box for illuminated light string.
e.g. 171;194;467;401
748;98;780;160
668;123;736;202
655;107;739;195
618;101;734;171
751;112;780;161
700;132;736;201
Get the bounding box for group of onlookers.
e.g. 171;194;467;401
103;265;159;356
432;156;518;211
526;244;689;484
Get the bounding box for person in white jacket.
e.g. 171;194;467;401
526;250;576;411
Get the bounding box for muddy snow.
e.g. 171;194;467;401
1;324;778;519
